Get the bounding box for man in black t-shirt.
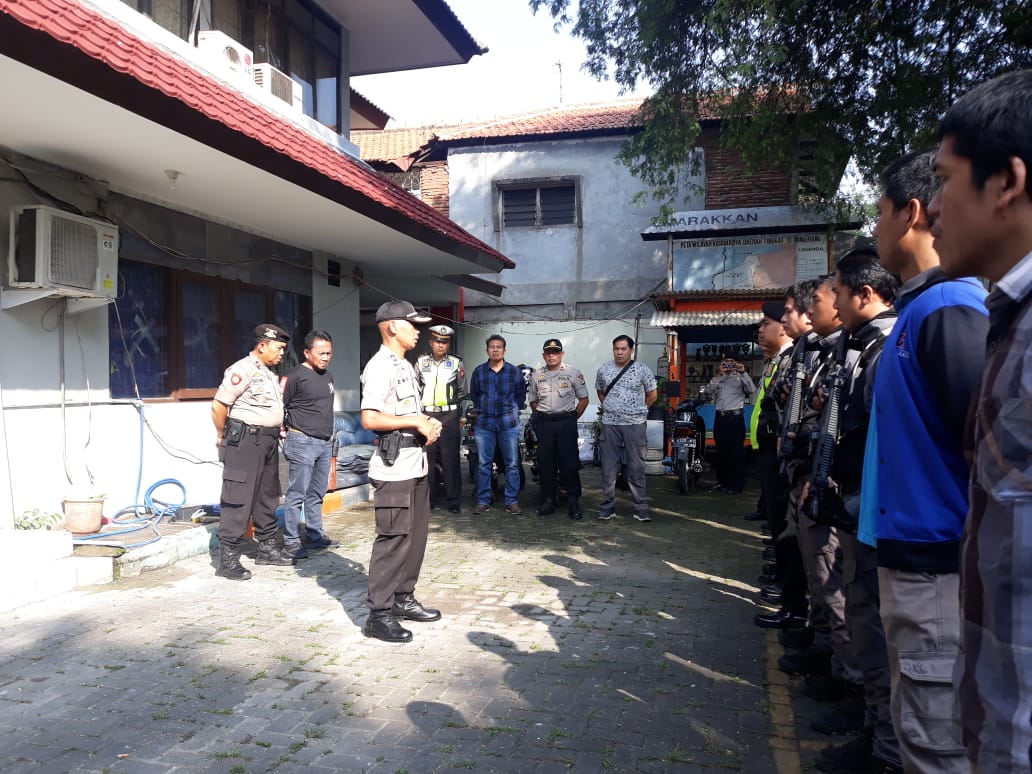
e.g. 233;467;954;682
282;330;340;560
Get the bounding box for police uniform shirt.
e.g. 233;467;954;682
529;364;588;413
214;354;284;427
416;353;465;409
361;345;427;482
703;370;756;412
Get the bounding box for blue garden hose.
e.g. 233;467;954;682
71;478;187;549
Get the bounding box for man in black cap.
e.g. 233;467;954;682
415;324;467;513
360;300;443;643
211;323;296;580
528;338;590;519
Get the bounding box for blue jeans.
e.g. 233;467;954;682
282;430;332;544
474;424;521;506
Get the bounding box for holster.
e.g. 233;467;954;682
223;417;245;447
377;431;402;466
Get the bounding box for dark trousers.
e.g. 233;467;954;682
535;413;581;504
756;447;806;615
367;476;430;611
425;409;461;509
218;433;281;544
713;412;746;490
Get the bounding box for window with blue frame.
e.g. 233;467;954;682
109;259;311;399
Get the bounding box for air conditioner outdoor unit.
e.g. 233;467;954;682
6;205;118;302
253;63;304;114
196;30;253;79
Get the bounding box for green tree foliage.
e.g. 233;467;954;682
530;0;1032;214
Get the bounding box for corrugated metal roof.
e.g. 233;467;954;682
650;310;762;327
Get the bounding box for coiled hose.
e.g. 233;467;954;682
71;478;186;549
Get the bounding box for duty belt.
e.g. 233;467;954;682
536;410;578;421
244;423;281;437
374;433;425;448
717;409;743;417
422;405;458;413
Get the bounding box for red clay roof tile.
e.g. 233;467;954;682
0;0;512;269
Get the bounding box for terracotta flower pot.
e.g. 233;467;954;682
62;499;104;535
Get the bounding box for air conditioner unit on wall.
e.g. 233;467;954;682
196;30;254;80
253;63;304;114
5;206;118;307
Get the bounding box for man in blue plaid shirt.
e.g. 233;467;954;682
469;334;527;514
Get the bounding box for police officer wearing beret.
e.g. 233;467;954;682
415;325;467;514
360;300;443;643
211;324;296;580
529;339;590;519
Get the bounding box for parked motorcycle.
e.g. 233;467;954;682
670;396;707;493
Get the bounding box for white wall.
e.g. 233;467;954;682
448;136;703;316
310;251;362;410
455;319;666;405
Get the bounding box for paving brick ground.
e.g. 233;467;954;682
0;467;838;773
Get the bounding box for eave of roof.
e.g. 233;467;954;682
416;0;488;63
0;0;513;271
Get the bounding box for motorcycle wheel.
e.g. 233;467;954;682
468;452;478;484
677;462;689;494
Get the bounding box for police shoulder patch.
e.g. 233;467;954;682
231;373;242;386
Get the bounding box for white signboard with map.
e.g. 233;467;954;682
673;233;829;291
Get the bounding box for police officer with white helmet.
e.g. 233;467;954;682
415;324;467;513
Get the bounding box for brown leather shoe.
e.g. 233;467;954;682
505;503;522;515
474;503;489;514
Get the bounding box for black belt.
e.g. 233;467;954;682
536;411;577;422
422;405;458;413
374;434;425;449
717;409;743;417
245;423;281;437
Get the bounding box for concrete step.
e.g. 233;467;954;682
2;485;373;611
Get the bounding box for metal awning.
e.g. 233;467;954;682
650;310;762;327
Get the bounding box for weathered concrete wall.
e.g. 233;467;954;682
448;137;703;323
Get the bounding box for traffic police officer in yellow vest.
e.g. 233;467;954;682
415;325;467;513
211;323;296;580
528;338;590;520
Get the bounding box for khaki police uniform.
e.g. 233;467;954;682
416;350;466;511
529;362;588;507
214;353;284;545
361;344;431;611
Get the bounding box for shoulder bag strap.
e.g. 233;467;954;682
603;360;635;398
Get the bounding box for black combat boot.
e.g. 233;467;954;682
536;499;556;516
392;592;442;622
215;541;252;581
255;537;296;566
363;609;413;643
567;496;583;520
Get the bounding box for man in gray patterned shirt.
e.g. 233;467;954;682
594;335;658;522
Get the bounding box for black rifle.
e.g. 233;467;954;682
777;338;810;472
806;336;849;525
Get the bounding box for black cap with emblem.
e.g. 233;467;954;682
543;338;563;352
375;300;433;324
254;323;290;344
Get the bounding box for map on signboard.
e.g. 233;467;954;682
673;234;827;291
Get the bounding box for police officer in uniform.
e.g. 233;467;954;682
528;338;590;520
415;325;467;513
360;300;443;643
211;324;296;580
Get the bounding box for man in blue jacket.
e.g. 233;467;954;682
858;149;987;774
